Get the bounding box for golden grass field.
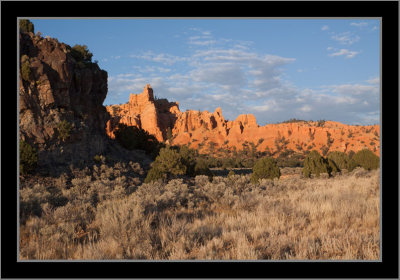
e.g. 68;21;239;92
19;165;380;260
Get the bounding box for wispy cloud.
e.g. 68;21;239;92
331;31;360;45
350;22;368;28
130;51;188;65
321;25;329;31
328;48;360;58
366;77;380;84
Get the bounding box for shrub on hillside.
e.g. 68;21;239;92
70;44;93;62
302;150;331;178
251;157;280;183
20;140;38;175
352;149;380;170
19;19;34;33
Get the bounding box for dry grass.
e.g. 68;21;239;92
19;165;380;260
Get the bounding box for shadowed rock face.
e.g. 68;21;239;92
19;31;110;170
106;85;380;157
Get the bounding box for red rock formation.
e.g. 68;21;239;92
106;84;179;141
106;86;380;157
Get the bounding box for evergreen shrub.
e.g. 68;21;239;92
352;149;380;170
251;157;280;183
302;150;331;178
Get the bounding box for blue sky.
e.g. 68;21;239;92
30;19;380;125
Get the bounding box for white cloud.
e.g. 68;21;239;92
328;48;359;59
105;26;378;126
300;105;312;112
130;51;188;65
350;22;368;28
366;77;380;84
331;31;360;45
321;25;329;31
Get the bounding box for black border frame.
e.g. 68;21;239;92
2;1;398;278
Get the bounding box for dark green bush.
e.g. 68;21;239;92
70;44;93;62
19;19;34;33
177;145;197;177
327;158;339;175
114;124;162;158
302;150;331;178
327;151;357;172
251;157;280;183
144;164;168;183
194;158;213;177
57;120;73;142
144;147;187;183
20;140;38;175
352;149;380;170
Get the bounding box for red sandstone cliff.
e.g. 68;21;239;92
106;85;380;157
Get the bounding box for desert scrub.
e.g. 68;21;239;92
352;149;380;170
20;166;380;260
302;150;331;178
20;140;38;175
251;157;280;183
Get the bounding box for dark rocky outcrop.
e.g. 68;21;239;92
19;31;110;172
